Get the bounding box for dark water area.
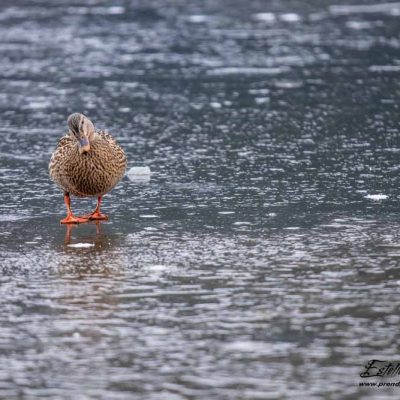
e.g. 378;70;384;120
1;0;400;398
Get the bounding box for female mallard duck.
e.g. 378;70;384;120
49;113;126;224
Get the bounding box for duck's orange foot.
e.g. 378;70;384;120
60;215;89;224
80;212;109;221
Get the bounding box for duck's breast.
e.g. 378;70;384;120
66;134;126;197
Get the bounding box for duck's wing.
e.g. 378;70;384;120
96;129;120;145
57;134;74;150
49;134;74;166
96;129;127;165
49;134;75;188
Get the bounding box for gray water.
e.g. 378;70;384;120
1;1;400;399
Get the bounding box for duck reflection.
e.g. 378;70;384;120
64;221;103;245
45;222;127;368
50;221;126;276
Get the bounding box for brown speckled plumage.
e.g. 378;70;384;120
49;125;126;198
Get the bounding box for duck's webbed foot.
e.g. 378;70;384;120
61;215;89;224
80;196;109;221
85;211;109;221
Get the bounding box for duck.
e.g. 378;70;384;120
49;113;126;224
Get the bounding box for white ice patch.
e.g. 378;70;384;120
279;13;301;22
207;67;289;76
128;166;151;176
127;166;152;182
107;7;125;14
365;194;388;201
186;15;208;23
346;20;374;30
369;65;400;72
330;3;400;16
67;243;94;248
275;80;303;89
255;97;269;105
253;13;276;22
26;101;52;109
91;6;125;14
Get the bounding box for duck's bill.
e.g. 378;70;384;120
79;138;90;154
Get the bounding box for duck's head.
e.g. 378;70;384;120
67;113;95;155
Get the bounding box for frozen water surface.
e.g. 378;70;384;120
1;0;400;399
